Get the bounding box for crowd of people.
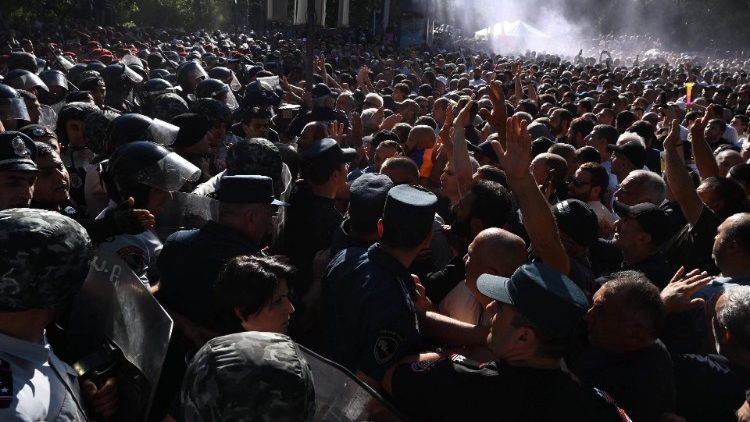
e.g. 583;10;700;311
2;22;750;422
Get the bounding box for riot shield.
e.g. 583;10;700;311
298;346;410;422
65;248;173;422
154;191;220;242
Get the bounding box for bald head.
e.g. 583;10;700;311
465;228;527;304
406;125;437;152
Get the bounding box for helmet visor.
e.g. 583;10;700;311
148;118;180;146
41;71;69;89
123;64;144;84
0;98;31;121
224;88;239;111
18;73;49;92
138;152;201;192
228;72;241;91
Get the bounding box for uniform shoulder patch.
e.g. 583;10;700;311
116;245;147;274
0;359;13;408
373;330;402;365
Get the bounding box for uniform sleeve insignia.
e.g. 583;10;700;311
117;245;147;274
373;330;402;365
0;359;13;408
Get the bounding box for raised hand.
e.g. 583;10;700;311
660;267;712;314
478;81;508;137
490;116;533;180
453;99;475;128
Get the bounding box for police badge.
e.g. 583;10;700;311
12;136;29;158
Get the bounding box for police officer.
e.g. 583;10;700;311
321;184;438;390
158;175;286;334
0;131;38;210
0;84;30;131
181;331;315;422
0;208;113;421
383;263;625;421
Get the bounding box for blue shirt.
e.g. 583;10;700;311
321;243;421;380
157;221;261;328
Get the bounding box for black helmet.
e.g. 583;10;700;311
55;102;100;146
103;113;180;154
151;93;189;122
7;52;37;73
0;84;30;122
67;64;89;87
242;79;280;109
39;69;69;90
190;98;231;123
86;61;107;74
101;63;144;88
105;140;200;205
5;69;49;93
142;78;175;97
194;78;239;110
208;66;241;91
176;61;208;90
149;68;171;79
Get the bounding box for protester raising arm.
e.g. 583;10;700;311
664;119;705;225
478;80;507;148
491;116;570;275
690;105;720;180
513;61;523;106
452;100;476;197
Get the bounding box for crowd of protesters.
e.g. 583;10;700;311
2;21;750;422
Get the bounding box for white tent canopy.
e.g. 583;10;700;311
474;20;550;40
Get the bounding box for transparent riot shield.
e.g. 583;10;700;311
154;191;220;241
65;249;173;422
298;346;411;422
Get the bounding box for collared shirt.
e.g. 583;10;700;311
0;332;88;421
157;221;262;329
321;243;421;381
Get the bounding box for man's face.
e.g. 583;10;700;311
90;85;106;107
549;110;565;135
432;102;446;124
712;217;734;269
0;171;37;210
440;162;459;199
613;174;643;205
244;117;270;139
584;285;632;353
613;216;645;253
732;117;748;135
65;120;86;148
610;152;632;182
374;145;399;171
529;156;549;186
33;153;70;207
24;98;41;124
336;95;354;113
242;279;295;333
251;203;277;243
486;301;526;358
568;168;595;202
705;121;724;142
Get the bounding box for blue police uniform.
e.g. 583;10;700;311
158;220;262;327
322;243;422;381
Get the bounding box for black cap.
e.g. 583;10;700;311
382;184;437;234
19;124;57;141
172;113;211;147
302;138;356;164
468;140;500;163
216;175;287;206
607;142;646;169
552;199;599;247
349;173;394;225
477;262;588;340
311;83;334;98
0;132;38;172
613;201;671;246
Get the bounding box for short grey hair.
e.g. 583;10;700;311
616;132;646;147
717;286;750;349
628;169;666;205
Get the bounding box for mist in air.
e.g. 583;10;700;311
425;0;692;57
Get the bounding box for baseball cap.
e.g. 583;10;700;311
311;83;334;98
0;131;38;172
613;201;671;245
552;199;599;247
607;142;646;169
181;331;315;422
215;175;287;206
477;262;589;340
349;173;394;226
0;209;92;311
302;138;357;164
